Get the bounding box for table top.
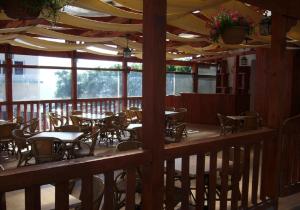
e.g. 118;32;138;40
226;115;255;121
126;123;142;130
6;184;81;210
72;113;111;121
0;120;9;125
30;132;84;143
165;111;179;116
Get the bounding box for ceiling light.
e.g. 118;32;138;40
192;10;201;14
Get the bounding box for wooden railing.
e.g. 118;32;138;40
0;129;278;210
0;97;142;131
279;114;300;197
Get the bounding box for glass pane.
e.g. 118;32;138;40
77;70;122;98
128;71;142;97
0;53;5;101
77;59;122;69
167;65;192;73
128;62;142;70
166;73;174;95
174;74;193;94
198;78;216;94
13;55;71;67
13;68;71;101
198;65;217;75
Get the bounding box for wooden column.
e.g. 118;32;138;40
71;51;77;110
232;56;239;95
192;63;199;93
142;0;166;209
122;59;128;111
5;45;13;121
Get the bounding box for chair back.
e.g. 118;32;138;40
166;107;175;111
12;129;28;151
71;110;82;115
116;141;142;151
173;123;186;142
70;115;81;126
88;130;100;156
105;111;114;116
129;107;140;111
217;113;226;127
26;118;39;133
79;176;104;210
136;111;142;122
0;123;18;140
30;137;64;164
60;125;81;132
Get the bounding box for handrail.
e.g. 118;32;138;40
0;150;151;192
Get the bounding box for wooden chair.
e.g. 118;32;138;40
22;118;39;137
167;110;188;137
70;115;91;134
105;111;114;116
114;113;129;138
72;175;104;210
71;110;82;115
29;137;65;164
240;111;263;129
12;129;32;167
48;113;67;131
59;125;81;132
165;123;186;144
0;123;18;155
217;113;235;135
129;107;140;111
99;116;120;146
166;107;176;111
136;111;142;123
72;130;100;158
114;141;142;209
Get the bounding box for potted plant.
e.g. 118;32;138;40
0;0;72;21
208;9;254;44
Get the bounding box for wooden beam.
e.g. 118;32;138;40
141;0;166;209
71;51;78;110
122;59;128;110
5;45;13;121
192;63;199;93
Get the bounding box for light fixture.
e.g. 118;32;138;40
259;11;272;36
123;35;132;58
240;56;248;66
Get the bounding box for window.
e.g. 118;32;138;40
77;59;121;69
128;62;142;70
198;65;217;94
0;54;5;101
166;73;174;95
128;71;142;97
174;74;193;94
14;61;24;75
77;70;122;99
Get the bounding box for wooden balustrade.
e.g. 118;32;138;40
0;97;142;130
164;128;277;210
0;129;278;210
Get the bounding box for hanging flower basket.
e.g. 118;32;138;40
207;9;254;44
221;26;247;44
1;0;41;19
0;0;73;22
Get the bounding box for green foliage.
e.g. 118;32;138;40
207;9;254;42
166;65;191;73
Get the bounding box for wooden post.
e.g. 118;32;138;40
5;45;13;121
232;56;239;95
71;51;77;110
122;59;128;111
142;0;166;209
192;63;199;93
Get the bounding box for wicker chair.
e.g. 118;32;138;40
217;113;235;135
99;116;120;146
29;137;65;164
22;118;39;137
12;129;32;167
72;130;100;158
70;115;91;133
114;141;142;209
48;113;67;131
165;123;186;144
0;123;18;155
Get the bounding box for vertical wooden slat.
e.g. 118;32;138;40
231;146;241;210
17;104;20;118
251;143;260;204
104;172;114;210
242;146;251;208
43;103;46;130
220;148;229;210
55;181;69;210
60;102;63;117
181;155;190;209
126;167;136;210
55;102;58;114
37;102;40;131
166;159;175;210
196;154;205;210
25;185;41;210
24;103;27;123
0;192;6;210
30;103;33;120
100;100;103;114
81;175;93;210
208;151;217;210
